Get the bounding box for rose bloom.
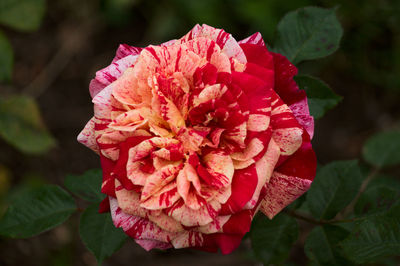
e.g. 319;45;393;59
78;24;316;254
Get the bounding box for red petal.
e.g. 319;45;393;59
98;197;110;213
203;233;243;255
240;43;274;70
220;164;258;215
276;131;316;181
222;210;252;235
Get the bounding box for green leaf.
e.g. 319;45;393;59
0;0;46;32
355;176;400;216
250;213;298;265
0;30;13;81
340;204;400;264
306;160;363;220
79;204;127;264
286;194;307;211
274;6;343;64
65;169;104;203
0;95;56;154
305;225;351;266
0;184;76;238
294;75;342;119
362;130;400;168
101;0;136;26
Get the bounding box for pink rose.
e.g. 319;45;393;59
78;24;316;254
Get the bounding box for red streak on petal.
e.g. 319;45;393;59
196;165;215;186
113;136;152;192
145;46;161;63
165;198;185;216
139;157;155;174
215;30;230;49
174;47;182;71
206;41;216;61
188;153;200;166
168;144;185;161
158;187;178;207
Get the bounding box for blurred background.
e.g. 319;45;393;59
0;0;399;265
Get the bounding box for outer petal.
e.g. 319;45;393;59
272;52;314;138
135;239;171;251
240;43;274;70
220;164;258;215
244;138;280;209
77;117;99;153
171;231;204;249
90;54;138;98
166;199;220;227
270;90;303;156
110;197;176;244
203;234;243;255
238;32;266;47
276;131;316;181
112;44;143;62
260;172;312;219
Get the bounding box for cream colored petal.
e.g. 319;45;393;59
115;180;146;217
247;114;270;132
202;150;234;188
171;231;204;249
231;137;264;161
197;215;230;234
272;127;303;156
77;117;99;153
244;139;280;209
141;163;182;201
148;211;184;233
140;182;180;210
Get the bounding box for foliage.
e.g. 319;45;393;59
273;6;343;64
304;225;350;265
0;0;46;32
64;169;104;203
0;185;76;238
0;30;12;82
249;6;400;266
0;0;54;155
306;160;363;220
0;95;55;154
362;130;400;168
251;213;298;265
79;204;127;264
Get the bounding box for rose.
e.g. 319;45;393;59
78;24;316;254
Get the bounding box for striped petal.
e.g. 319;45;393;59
77;117;99;153
260;172;312;219
90;54;138;98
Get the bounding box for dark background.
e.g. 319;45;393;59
0;0;399;265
